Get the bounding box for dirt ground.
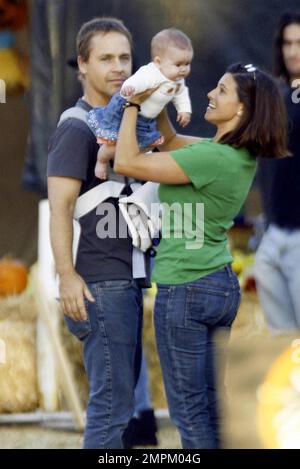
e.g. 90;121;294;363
0;423;181;449
2;291;294;449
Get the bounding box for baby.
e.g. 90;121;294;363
87;28;193;179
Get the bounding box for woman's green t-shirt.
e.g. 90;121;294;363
151;139;257;284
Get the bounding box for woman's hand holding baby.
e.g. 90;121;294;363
122;85;136;97
127;86;159;106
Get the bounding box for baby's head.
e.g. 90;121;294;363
151;28;193;81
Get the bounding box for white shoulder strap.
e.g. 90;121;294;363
74;181;126;220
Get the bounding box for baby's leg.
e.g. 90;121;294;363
95;144;115;180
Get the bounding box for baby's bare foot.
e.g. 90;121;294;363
95;161;108;180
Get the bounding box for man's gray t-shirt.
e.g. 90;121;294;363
47;99;133;283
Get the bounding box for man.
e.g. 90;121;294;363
47;17;144;449
255;12;300;331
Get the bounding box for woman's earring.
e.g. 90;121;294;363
237;110;243;117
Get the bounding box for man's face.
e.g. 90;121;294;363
282;23;300;80
79;31;132;102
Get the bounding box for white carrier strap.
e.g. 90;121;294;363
118;182;161;252
74;181;126;219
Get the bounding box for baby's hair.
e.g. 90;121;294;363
151;28;192;59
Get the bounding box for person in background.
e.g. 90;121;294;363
255;12;300;332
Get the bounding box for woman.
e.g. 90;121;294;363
112;63;289;448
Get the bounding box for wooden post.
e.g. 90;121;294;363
37;200;59;411
36;200;85;430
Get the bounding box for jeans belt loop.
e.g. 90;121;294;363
225;263;232;278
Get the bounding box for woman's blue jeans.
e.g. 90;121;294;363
154;265;241;449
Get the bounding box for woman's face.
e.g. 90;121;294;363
205;73;243;127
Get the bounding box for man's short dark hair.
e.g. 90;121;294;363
76;17;133;62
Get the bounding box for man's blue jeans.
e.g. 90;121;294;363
64;279;143;449
154;265;241;449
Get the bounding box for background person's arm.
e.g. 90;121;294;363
48;176;94;321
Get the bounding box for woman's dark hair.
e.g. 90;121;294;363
274;11;300;82
76;17;133;62
219;62;290;158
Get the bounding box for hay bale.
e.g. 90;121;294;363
143;295;167;409
0;273;39;413
60;319;89;407
232;291;268;339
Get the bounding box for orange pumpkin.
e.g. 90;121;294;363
0;0;28;31
0;257;28;297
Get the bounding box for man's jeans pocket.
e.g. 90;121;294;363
64;314;92;341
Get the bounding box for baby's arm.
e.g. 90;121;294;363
172;84;192;113
177;112;191;127
172;84;192;128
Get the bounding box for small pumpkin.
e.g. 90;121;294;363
0;257;28;297
0;0;28;31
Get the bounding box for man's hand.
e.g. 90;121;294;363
177;112;191;128
59;271;95;321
